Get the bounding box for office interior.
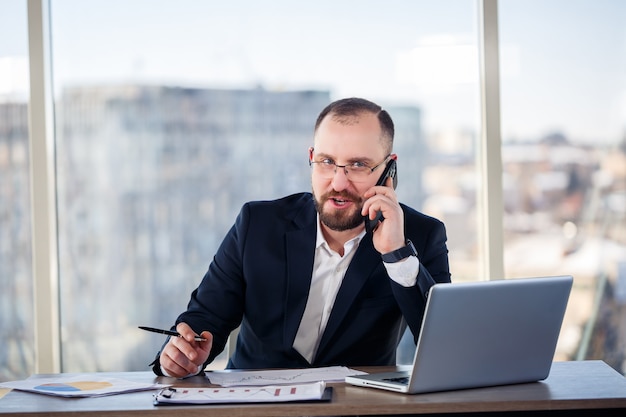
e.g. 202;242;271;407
0;0;625;383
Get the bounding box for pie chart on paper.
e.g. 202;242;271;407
34;381;113;392
1;376;165;398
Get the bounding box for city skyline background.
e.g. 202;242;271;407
1;0;625;144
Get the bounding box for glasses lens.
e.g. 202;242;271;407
345;166;370;182
312;162;335;178
310;160;378;182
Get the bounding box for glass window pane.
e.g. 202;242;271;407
0;0;34;382
500;0;626;374
51;0;479;371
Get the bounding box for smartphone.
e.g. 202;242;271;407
364;159;398;234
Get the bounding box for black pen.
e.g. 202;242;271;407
139;326;207;342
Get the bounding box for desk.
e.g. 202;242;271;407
0;361;625;416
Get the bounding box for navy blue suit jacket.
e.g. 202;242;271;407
170;192;450;369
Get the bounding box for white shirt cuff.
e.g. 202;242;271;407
160;365;171;377
383;255;420;287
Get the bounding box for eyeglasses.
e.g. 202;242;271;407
309;154;390;182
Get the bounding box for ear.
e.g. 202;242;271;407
308;147;314;162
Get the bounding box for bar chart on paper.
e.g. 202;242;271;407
154;381;329;404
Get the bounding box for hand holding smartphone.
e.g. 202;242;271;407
364;158;397;234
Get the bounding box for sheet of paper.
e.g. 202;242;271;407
0;388;11;399
205;365;366;387
155;381;327;404
0;375;168;398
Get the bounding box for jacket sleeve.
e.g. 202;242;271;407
180;204;251;365
147;203;252;374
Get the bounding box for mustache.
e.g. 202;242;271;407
321;190;363;204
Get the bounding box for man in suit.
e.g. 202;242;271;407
151;97;450;378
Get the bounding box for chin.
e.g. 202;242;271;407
319;210;363;232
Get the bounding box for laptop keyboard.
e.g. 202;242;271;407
382;376;409;385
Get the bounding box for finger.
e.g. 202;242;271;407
161;345;200;378
175;322;203;344
169;331;201;363
198;331;213;355
176;329;213;367
362;193;393;218
364;184;398;202
362;195;382;218
161;357;190;378
375;184;398;202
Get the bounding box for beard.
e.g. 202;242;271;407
313;189;365;231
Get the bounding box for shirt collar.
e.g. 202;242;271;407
315;213;366;253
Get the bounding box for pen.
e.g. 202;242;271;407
139;326;207;342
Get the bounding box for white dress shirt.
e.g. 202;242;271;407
293;215;420;363
292;219;364;363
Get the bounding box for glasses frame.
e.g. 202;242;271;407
309;153;391;181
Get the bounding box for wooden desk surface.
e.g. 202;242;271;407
1;361;625;416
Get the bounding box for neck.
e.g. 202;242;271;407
320;223;364;256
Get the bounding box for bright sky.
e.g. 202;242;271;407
1;0;625;144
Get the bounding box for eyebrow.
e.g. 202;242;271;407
314;152;375;164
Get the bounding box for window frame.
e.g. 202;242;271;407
28;0;61;374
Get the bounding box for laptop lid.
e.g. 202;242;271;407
345;275;573;394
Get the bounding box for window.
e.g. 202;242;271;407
50;0;479;371
499;0;626;372
10;0;624;380
0;0;34;381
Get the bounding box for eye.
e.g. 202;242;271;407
320;158;335;166
349;161;368;170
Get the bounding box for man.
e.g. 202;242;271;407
151;97;450;378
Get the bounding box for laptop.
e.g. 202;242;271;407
345;275;573;394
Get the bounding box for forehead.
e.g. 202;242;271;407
313;112;386;161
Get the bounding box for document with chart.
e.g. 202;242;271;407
153;381;331;405
205;365;365;387
0;375;168;398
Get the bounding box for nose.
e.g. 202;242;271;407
331;166;350;191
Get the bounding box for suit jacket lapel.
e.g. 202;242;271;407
282;199;317;350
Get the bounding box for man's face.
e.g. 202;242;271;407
310;112;388;232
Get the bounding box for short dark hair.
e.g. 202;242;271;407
314;97;394;152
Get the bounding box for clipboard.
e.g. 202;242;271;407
153;381;332;406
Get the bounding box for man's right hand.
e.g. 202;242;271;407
159;322;213;378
